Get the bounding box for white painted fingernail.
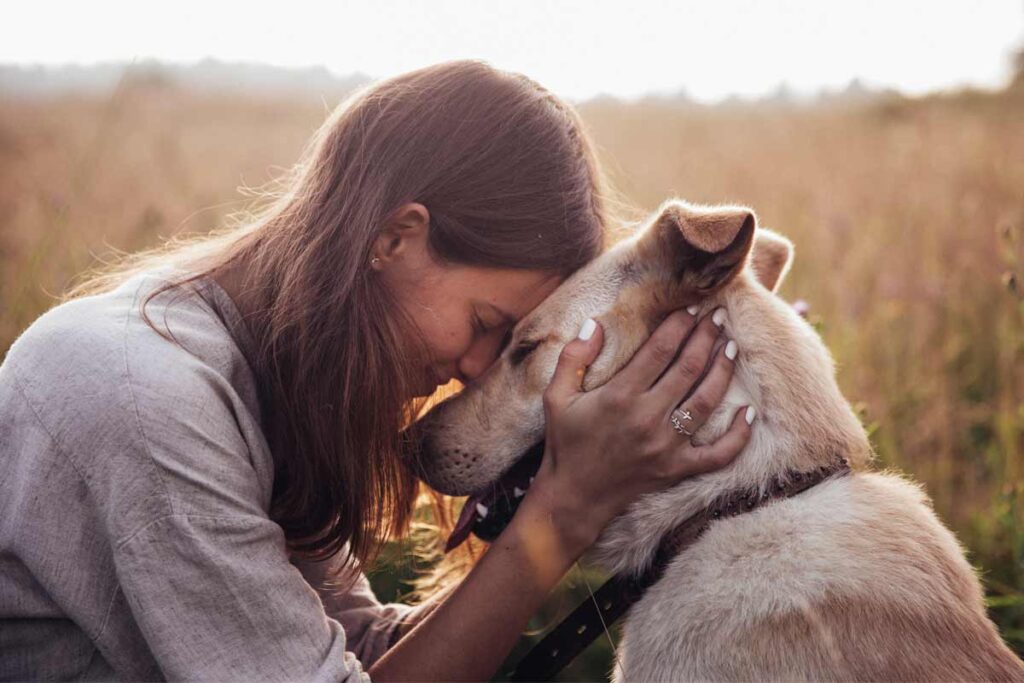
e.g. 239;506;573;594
513;486;526;498
578;318;597;341
745;406;757;425
712;308;727;327
725;340;738;360
686;305;700;316
476;503;489;518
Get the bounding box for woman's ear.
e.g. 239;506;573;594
371;202;431;270
750;228;794;293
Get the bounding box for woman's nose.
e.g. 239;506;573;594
458;330;507;382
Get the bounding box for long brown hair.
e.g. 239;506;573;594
75;60;609;568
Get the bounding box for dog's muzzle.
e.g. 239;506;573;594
443;442;546;552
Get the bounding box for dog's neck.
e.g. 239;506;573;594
590;273;872;576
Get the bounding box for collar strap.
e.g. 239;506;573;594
509;457;852;682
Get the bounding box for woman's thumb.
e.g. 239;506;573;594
545;318;604;406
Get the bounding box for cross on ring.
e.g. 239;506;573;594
670;409;694;436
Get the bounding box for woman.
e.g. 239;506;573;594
0;61;751;681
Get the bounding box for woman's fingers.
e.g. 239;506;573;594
660;345;738;444
648;311;725;411
536;308;753;540
674;405;754;480
543;318;604;410
604;308;700;394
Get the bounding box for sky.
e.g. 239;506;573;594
4;0;1023;102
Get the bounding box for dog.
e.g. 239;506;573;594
415;199;1024;681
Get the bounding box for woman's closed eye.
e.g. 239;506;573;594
472;311;515;353
471;311;488;336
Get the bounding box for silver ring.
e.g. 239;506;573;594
670;409;694;436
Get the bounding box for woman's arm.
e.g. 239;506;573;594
369;490;588;682
292;554;442;667
371;310;750;681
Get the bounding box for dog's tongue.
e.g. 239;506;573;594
445;492;487;552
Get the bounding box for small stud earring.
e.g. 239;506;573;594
370;256;381;268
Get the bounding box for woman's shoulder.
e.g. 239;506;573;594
4;270;236;396
5;274;142;374
1;270;275;529
2;269;263;456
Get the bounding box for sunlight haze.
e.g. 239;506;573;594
4;0;1023;101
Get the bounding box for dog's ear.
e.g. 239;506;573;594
642;200;757;296
750;228;794;293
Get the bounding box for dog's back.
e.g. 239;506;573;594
619;471;1023;681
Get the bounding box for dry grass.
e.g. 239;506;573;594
1;81;1021;662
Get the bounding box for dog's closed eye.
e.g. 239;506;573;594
509;340;541;366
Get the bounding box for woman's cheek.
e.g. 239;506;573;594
424;319;475;368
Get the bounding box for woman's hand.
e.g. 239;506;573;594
523;307;753;557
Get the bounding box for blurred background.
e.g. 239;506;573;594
3;1;1023;678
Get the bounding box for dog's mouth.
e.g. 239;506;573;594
444;442;545;552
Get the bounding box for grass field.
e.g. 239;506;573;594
2;78;1022;676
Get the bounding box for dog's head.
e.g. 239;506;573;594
415;199;801;498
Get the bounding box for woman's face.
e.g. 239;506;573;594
389;262;562;397
374;203;567;397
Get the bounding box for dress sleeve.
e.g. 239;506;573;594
105;329;375;680
292;554;433;667
115;513;370;682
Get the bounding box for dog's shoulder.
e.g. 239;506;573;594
658;471;979;614
618;471;1020;681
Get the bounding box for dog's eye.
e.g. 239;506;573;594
509;340;540;366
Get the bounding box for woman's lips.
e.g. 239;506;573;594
412;370;450;399
430;366;452;387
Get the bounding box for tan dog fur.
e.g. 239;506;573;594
416;200;1024;681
